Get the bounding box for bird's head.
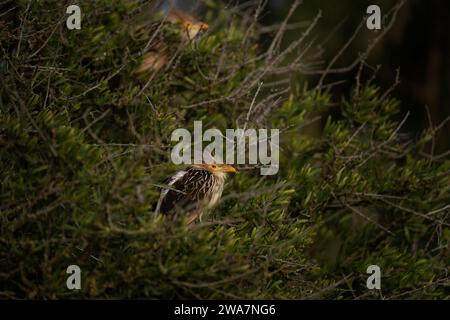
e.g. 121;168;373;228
191;151;237;177
182;21;209;39
167;9;209;40
193;163;238;175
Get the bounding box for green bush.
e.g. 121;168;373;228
0;0;448;299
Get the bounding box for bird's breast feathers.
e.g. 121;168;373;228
207;182;224;209
157;167;227;216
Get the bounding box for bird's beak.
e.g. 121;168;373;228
222;165;238;174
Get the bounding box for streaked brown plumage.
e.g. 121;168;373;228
156;163;237;224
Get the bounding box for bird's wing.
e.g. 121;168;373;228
157;168;213;215
155;170;186;214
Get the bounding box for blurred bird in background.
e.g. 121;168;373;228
166;9;209;40
134;1;208;75
155;155;238;225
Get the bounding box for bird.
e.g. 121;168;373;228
155;162;238;224
166;9;209;41
134;9;209;75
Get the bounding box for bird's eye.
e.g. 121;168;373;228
211;165;217;169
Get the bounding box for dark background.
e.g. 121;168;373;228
177;0;450;154
264;0;450;154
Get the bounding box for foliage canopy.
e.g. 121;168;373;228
0;0;448;299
